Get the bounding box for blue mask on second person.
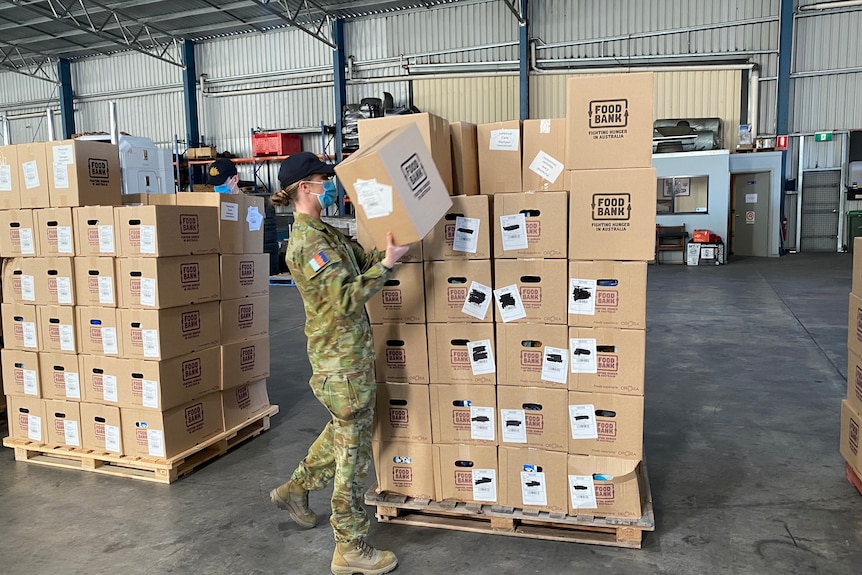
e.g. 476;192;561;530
317;180;338;208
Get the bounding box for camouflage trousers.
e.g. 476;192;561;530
291;367;376;543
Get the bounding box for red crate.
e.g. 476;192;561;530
252;133;302;157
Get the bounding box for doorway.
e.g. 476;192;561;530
730;172;771;257
800;170;842;252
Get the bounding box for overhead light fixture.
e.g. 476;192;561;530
800;0;862;10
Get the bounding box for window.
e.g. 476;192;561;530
656;175;709;215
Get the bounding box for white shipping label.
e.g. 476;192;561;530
139;278;157;307
461;281;492;321
501;409;527;443
101;327;119;355
57;226;73;254
569;475;598;510
541;346;569;384
472;469;497;503
539;119;552;134
64;372;81;399
493;284;527;323
27;415;42;442
568;278;597;316
98;276;114;305
142;329;160;358
53;144;75;166
53;162;70;189
0;165;12;191
63;420;80;447
141;379;159;409
59;324;75;352
22;160;40;189
246;206;263;231
103;374;118;403
520;471;548;507
469;406;495;441
452;216;480;254
23;369;38;396
146;429;166;458
139;225;156;254
467;339;495;376
98;225;115;253
20;274;36;301
56;277;73;304
104;424;121;453
528;151;565;184
19;228;35;255
489;129;520;151
353;178;393;219
22;321;37;349
569;404;598;440
221;202;239;221
500;214;529;251
570;338;598;374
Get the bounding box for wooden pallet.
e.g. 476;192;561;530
847;463;862;496
2;405;279;484
366;461;655;549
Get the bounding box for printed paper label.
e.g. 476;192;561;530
461;281;492;321
452;216;480;254
570;338;598;374
246;206;263;231
20;274;36;301
139;278;156;307
139;225;156;254
467;339;495;375
539;119;552;134
501;409;527;443
568;278;597;316
22;160;40;189
98;276;114;305
23;369;38;395
472;469;497;502
500;214;529;251
146;429;166;458
104;424;121;453
520;471;548;506
470;406;495;441
101;327;119;355
59;324;75;352
142;329;160;358
53;162;70;189
103;374;118;402
221;202;239;221
489;129;520;151
64;372;80;399
27;415;42;442
57;226;73;253
493;284;527;323
569;475;598;510
53;144;74;166
22;321;37;348
528;151;564;184
354;178;393;219
56;277;73;304
745;193;758;204
569;404;598;440
63;420;80;446
98;225;115;253
0;165;12;191
19;228;35;255
141;379;159;408
541;346;569;384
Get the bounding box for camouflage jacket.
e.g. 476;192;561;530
286;212;391;374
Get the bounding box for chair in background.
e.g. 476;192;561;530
655;224;689;264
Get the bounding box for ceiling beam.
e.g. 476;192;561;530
501;0;525;25
198;0;266;34
248;0;335;48
0;39;58;82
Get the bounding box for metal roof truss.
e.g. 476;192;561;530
249;0;335;48
0;39;58;82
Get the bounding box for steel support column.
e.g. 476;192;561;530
58;58;75;139
777;0;794;254
182;40;201;186
519;0;529;121
332;18;347;213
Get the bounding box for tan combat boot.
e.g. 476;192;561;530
270;480;317;529
330;538;398;575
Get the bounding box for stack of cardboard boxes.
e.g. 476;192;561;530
841;242;862;477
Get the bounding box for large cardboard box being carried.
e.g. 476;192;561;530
567;455;646;519
116;255;221;309
567;261;647;330
356;217;422;263
0;209;36;257
366;262;425;324
222;380;271;430
372;323;430;384
565;72;655;170
34;207;76;257
522;119;567;192
434;444;499;504
429;383;497;445
373;382;432;443
424;259;494;323
498;446;568;513
477;121;522;195
115;205;220;257
118;302;220;361
7;395;47;443
372;440;436;500
17;142;51;208
492;191;568;259
450;122;479;196
0;144;22;209
336;123;452;247
494;259;568;325
568;327;646;395
497;386;568;452
422;195;491;261
48;139;122;207
567;391;644;459
80;402;123;454
496;323;569;389
426;323;497;385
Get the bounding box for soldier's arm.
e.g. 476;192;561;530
301;241;391;316
348;236;385;273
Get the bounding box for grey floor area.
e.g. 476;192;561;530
2;254;861;575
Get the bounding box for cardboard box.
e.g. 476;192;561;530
847;349;862;415
372;440;436;500
424;260;494;323
498;446;568;513
80;354;123;405
223;380;271;430
37;305;79;354
221;335;270;390
113;347;222;411
335;123;452;247
38;351;83;401
115;205;220;257
429;384;497;445
244;196;265;254
496;323;569;389
17;142;51;208
32;257;77;306
76;306;122;357
79;402;123;454
426;323;496;385
0;209;36;257
116;255;221;309
840;399;862;473
522;119;567;192
121;193;177;206
175;192;246;254
450;122;479;196
567;455;645;519
477;121;522;195
35;207;76;257
849;293;862;358
373;382;432;443
1;302;40;351
494;259;568;325
568;327;645;395
118;302;221;360
567;168;657;261
74;257;117;307
7;395;47;442
47;139;122;207
433;444;499;504
422;195;491;260
121;392;224;459
497;386;568;452
567;391;644;459
2;349;41;398
565;72;655;170
0;144;22;209
358;112;453;195
220;254;270;300
73;206;119;257
1;257;38;303
567;261;647;329
220;296;269;345
366;262;425;324
356;217;422;263
492;191;568;259
854;239;862;298
372;323;430;384
45;399;82;447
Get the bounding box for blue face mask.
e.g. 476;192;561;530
317;180;338;209
214;183;232;194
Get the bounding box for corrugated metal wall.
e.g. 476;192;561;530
412;76;519;124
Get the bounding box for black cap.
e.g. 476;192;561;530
206;158;238;186
278;152;335;189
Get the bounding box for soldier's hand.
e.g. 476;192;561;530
382;232;411;268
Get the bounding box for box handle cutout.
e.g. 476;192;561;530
519;209;540;217
12;270;21;276
88;270;100;276
47;269;58;276
53;365;65;371
385;339;405;347
19;407;31;414
452;400;469;407
49;318;60;324
389;399;408;406
454;460;475;468
90;319;103;326
596;345;617;353
520;340;541;348
129;219;141;226
87;219;99;225
383;279;400;286
13;316;23;322
54;412;67;418
451;339;469;346
9;221;20;228
131;322;141;328
14;362;23;368
130;271;142;277
444;213;465;220
595;409;617;418
93;368;104;374
95;416;106;423
47;221;58;227
447;277;467;284
522;403;543;411
132;373;144;379
597;279;618;287
520;276;541;283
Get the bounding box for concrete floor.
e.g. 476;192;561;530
1;254;861;575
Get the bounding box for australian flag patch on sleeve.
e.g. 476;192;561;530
308;251;331;272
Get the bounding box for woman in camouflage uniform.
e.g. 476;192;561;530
269;152;409;575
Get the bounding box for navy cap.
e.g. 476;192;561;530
278;152;335;189
206;158;238;186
